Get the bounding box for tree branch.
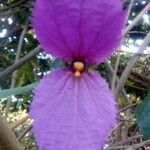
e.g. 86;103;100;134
124;2;150;35
115;31;150;99
0;116;22;150
5;24;28;118
104;59;131;103
126;0;135;20
0;46;41;80
10;114;29;130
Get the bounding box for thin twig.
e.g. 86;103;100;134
127;139;150;150
106;134;143;149
0;46;41;80
18;125;32;141
118;103;137;114
0;0;26;13
105;145;130;150
104;59;130;103
111;53;121;93
117;117;134;122
114;134;143;146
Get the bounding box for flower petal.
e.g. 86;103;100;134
30;69;116;150
33;0;125;63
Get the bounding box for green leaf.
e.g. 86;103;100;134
16;63;35;87
0;82;38;99
16;10;30;24
135;95;150;139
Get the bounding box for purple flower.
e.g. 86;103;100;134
30;0;126;149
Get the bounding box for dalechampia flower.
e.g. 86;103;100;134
30;0;126;149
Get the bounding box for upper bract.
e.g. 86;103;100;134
33;0;125;64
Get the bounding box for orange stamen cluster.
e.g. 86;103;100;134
73;62;85;77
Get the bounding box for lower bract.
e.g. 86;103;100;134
30;69;116;150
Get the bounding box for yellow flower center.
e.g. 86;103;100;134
73;61;85;77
